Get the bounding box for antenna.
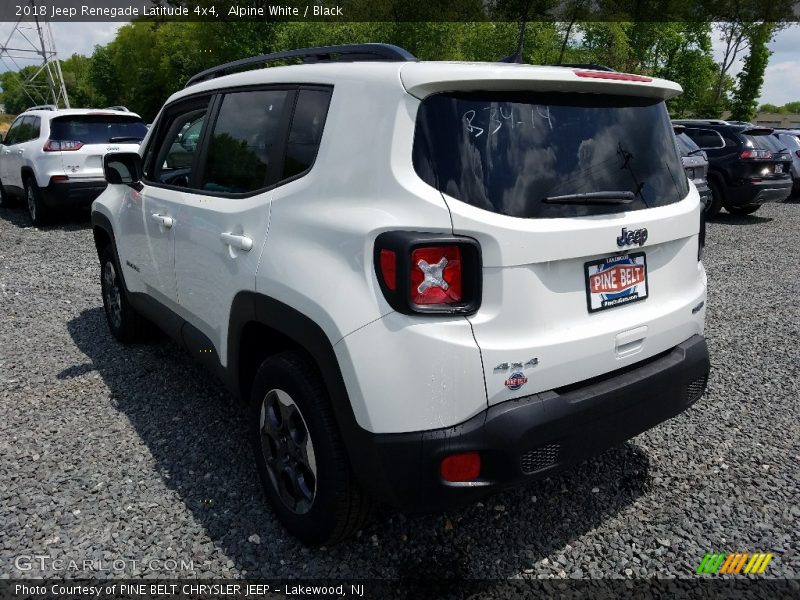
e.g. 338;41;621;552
0;0;70;109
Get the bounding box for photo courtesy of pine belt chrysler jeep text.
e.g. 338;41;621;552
91;44;711;545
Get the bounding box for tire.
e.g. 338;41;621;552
705;179;724;218
99;245;151;343
249;351;372;545
24;176;48;226
0;179;13;208
725;204;761;216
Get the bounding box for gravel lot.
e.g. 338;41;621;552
0;199;798;582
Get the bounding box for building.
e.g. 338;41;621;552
722;111;800;128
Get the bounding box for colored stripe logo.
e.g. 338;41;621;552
697;552;773;574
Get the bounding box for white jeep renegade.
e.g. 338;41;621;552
91;44;710;545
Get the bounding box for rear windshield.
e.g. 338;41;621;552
752;134;785;153
50;115;148;144
676;132;701;156
413;92;689;218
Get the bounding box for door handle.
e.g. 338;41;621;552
150;213;174;229
220;232;253;251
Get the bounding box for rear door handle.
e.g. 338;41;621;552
150;213;174;229
220;232;253;251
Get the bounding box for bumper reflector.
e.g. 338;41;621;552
440;452;481;482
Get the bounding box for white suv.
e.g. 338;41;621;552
91;44;710;545
0;106;147;224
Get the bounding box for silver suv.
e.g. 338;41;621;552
0;106;147;224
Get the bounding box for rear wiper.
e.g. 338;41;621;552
542;191;635;205
109;136;144;143
687;148;705;156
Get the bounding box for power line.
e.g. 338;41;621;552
0;1;70;109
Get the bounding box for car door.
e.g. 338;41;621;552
173;88;293;364
118;96;213;311
0;117;22;186
0;117;30;192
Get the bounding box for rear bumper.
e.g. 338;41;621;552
40;179;107;209
725;178;792;206
694;180;712;205
357;335;710;512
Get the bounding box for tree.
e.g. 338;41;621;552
729;22;776;122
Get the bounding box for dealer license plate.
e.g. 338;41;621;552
585;253;648;313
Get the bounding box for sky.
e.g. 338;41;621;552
2;21;800;106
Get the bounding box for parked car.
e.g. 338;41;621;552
770;130;800;195
93;44;710;544
0;106;147;225
674;125;712;208
673;119;793;216
753;131;795;191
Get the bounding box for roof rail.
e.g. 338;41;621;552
104;105;130;112
672;119;730;126
24;104;57;112
552;63;616;72
185;43;417;87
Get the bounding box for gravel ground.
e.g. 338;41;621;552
0;199;798;583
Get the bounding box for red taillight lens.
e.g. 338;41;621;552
44;140;83;152
574;70;652;82
440;452;481;482
410;246;462;305
740;149;771;160
379;249;397;291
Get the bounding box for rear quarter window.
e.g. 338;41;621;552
413;92;689;219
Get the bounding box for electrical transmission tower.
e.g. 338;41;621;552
0;1;70;109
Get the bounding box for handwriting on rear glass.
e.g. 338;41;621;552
463;105;552;138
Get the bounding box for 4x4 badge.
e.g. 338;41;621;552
617;227;648;247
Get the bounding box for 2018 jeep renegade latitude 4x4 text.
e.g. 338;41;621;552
91;44;710;545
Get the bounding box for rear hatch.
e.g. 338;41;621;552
47;113;147;181
750;131;794;179
676;132;708;184
410;76;705;405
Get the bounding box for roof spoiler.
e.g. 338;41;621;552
742;127;774;136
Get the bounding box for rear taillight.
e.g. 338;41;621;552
410;246;462;305
44;140;83;152
374;232;481;315
795;150;800;159
739;149;771;160
379;249;397;291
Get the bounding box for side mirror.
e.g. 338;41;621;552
104;152;143;187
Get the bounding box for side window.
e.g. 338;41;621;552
200;90;289;194
144;98;211;188
282;89;331;180
29;117;41;140
16;116;36;143
3;118;23;145
685;128;724;150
